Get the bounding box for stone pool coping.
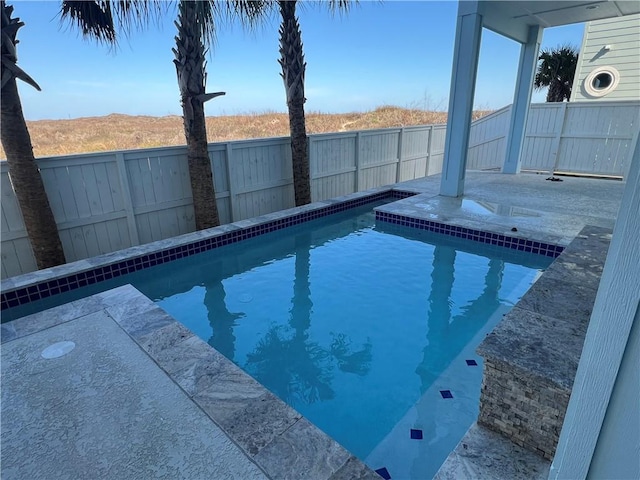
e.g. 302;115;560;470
478;225;611;392
1;175;617;478
1;284;379;480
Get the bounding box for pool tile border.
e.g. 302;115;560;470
0;190;409;311
1;187;560;313
375;211;564;258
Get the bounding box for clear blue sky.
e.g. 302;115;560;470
13;0;585;121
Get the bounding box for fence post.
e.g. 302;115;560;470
396;128;405;183
425;126;433;177
115;152;140;246
225;142;237;222
549;102;569;175
354;132;361;193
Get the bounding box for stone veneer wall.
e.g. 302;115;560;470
478;359;571;459
476;225;612;460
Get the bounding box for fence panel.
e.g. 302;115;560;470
0;165;37;277
229;138;295;220
466;106;511;170
40;154;136;262
125;147;195;245
427;125;447;175
1;237;36;279
359;129;400;190
554;102;639;175
309;133;357;202
520;103;564;172
399;127;430;181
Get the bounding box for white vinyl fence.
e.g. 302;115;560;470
1;125;445;278
2;101;637;278
467;101;639;175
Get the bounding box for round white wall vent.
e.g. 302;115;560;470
584;66;620;98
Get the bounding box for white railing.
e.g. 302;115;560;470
2;100;637;278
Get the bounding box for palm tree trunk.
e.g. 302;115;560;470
279;0;311;206
185;96;219;230
174;1;220;230
1;78;66;269
547;79;565;102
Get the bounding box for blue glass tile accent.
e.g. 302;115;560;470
440;390;453;399
28;291;41;301
375;467;391;479
466;359;478;366
410;428;423;440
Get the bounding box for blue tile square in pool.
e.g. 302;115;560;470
466;359;478;366
375;467;391;479
410;428;423;440
440;390;453;399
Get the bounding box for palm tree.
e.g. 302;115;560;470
1;1;66;269
61;1;266;231
534;44;579;102
172;1;225;229
277;1;350;206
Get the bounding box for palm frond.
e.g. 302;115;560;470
59;1;165;45
1;0;41;90
60;1;117;43
534;43;579;101
187;0;273;47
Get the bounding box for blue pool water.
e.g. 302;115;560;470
132;204;551;478
3;203;552;477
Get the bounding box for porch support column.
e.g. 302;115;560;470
502;25;542;174
439;5;483;197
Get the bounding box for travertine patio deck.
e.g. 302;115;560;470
1;171;625;479
1;285;377;480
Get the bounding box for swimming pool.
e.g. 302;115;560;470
130;204;551;478
1;194;554;478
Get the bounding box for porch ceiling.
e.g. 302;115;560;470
478;1;640;42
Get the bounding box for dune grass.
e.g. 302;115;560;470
2;106;492;158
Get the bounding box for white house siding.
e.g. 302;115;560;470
571;14;640;102
551;126;640;480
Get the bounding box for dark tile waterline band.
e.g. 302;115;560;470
375;211;564;258
1;190;411;311
1;188;562;312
